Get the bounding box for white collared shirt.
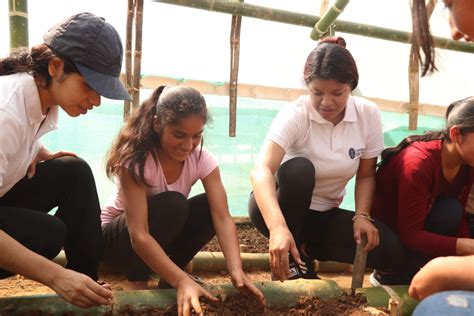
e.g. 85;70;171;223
266;95;384;211
0;73;58;197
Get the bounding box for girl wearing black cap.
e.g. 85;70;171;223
0;12;129;308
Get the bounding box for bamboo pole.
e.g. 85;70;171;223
408;0;436;130
311;0;349;40
0;280;343;314
8;0;28;54
132;0;144;109
0;283;418;315
319;0;334;38
124;0;135;120
229;0;242;137
152;0;474;54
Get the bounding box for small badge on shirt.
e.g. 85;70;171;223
348;147;364;159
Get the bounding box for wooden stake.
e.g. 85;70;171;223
351;234;367;293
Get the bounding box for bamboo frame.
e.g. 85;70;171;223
124;0;135;120
8;0;29;53
229;1;242;137
137;74;448;117
319;0;334;38
153;0;474;54
310;0;349;40
408;0;436;130
132;0;144;110
123;0;144;120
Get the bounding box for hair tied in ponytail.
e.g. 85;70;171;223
153;85;168;104
318;36;346;48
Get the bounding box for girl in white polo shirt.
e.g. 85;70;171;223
249;37;404;281
0;13;129;307
101;85;265;315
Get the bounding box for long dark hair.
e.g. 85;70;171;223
106;85;211;186
0;44;79;87
303;36;359;90
380;96;474;165
410;0;437;76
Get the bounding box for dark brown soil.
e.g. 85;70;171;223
111;292;388;315
202;221;269;254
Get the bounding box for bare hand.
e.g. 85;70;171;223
50;269;113;308
176;277;219;316
27;149;77;179
353;218;379;251
268;226;302;281
230;270;266;306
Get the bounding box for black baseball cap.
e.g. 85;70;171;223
43;12;132;101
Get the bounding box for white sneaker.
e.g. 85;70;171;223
369;271;381;287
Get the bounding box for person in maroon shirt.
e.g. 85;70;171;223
370;96;474;286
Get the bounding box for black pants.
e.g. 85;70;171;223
0;156;104;280
404;196;465;268
102;192;215;281
466;213;474;238
248;157;405;270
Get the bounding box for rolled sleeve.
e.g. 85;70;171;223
0;111;23;192
361;104;384;159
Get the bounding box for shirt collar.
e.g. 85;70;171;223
307;95;357;124
22;73;59;130
22;73;45;125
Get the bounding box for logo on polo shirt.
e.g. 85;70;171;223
348;148;364;159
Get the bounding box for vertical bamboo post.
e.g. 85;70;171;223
229;0;243;137
8;0;28;54
132;0;144;110
408;0;435;130
124;0;135;120
319;0;334;38
310;0;349;40
408;48;419;131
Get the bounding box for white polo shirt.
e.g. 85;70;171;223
0;73;58;197
266;95;384;211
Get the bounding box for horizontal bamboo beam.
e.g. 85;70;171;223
152;0;474;54
136;74;447;117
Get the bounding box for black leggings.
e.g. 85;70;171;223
0;156;104;280
102;192;215;281
248;157;405;270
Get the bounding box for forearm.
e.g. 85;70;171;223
354;176;375;214
456;238;474;255
410;256;474;300
0;230;63;287
250;167;287;231
131;233;189;287
213;216;243;273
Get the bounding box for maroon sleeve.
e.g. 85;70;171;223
396;158;458;257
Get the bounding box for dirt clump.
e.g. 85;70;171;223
273;292;388;315
119;292;388;315
203;221;268;254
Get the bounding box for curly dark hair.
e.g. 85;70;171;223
0;44;79;87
